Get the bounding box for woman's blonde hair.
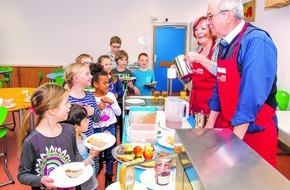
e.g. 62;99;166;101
18;83;67;151
64;62;87;89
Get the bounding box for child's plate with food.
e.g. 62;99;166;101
157;135;174;149
49;162;93;188
84;133;116;151
120;77;136;81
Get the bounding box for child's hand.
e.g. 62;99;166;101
98;102;105;110
83;104;94;116
104;130;111;134
41;176;55;189
101;96;114;104
127;81;133;88
149;81;157;88
89;147;100;159
83;159;90;167
133;87;140;96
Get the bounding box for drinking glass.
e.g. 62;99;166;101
180;90;186;100
162;91;168;98
154;160;171;186
153;91;160;100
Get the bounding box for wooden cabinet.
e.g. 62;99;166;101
9;66;62;87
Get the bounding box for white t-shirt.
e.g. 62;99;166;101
93;91;121;128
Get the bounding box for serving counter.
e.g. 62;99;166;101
175;128;290;190
114;117;290;189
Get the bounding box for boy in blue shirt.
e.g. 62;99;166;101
132;53;156;96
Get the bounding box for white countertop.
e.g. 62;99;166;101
276;110;290;135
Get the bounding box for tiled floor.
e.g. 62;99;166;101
1;112;290;190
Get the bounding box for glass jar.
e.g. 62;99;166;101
154;160;171;186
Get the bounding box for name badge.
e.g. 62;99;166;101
217;67;226;74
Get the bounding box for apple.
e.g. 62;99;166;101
133;146;143;157
143;144;154;160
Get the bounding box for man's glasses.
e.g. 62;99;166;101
207;10;229;21
83;62;93;65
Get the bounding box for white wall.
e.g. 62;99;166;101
0;0;289;91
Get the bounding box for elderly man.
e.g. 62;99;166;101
205;0;278;167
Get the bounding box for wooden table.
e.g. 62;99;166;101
0;87;36;129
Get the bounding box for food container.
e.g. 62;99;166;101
128;106;158;125
127;106;158;143
127;123;157;144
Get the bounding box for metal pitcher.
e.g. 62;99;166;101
173;54;192;84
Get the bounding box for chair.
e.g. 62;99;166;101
0;107;15;187
0;66;13;87
55;76;65;86
276;90;289;111
0;82;16;130
37;71;43;86
54;67;65;73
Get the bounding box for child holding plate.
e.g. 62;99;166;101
67;104;99;190
90;63;121;188
17;84;85;189
132;53;156;96
111;50;134;92
64;62;102;175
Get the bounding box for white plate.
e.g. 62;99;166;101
157;136;174;149
140;169;174;190
106;181;147;190
120;77;136;81
144;81;157;87
84;133;116;151
49;162;93;188
4;103;17;108
125;99;145;106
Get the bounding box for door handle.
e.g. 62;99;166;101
154;55;158;62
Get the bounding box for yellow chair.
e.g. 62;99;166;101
0;107;14;187
276;90;289;111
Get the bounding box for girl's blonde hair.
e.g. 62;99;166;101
64;62;87;89
97;55;117;84
18;83;67;151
